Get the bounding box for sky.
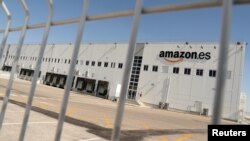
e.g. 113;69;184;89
0;0;250;112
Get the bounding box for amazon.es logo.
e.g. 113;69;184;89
159;51;211;63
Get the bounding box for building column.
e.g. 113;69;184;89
94;80;98;96
72;76;78;91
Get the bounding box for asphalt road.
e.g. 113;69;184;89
0;77;234;141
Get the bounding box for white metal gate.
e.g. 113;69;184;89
0;0;249;141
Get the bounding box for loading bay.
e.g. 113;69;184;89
0;77;234;141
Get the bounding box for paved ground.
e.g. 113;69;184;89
0;101;108;141
0;73;235;141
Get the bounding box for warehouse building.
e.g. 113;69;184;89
0;42;246;121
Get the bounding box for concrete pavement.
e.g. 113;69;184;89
0;77;235;141
0;101;108;141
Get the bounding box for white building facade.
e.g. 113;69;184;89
1;42;246;121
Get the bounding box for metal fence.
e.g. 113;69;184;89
0;0;249;141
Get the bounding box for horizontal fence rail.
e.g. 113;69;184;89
0;0;250;33
0;0;249;141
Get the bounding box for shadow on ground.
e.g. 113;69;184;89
0;97;207;141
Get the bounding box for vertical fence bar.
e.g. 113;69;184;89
0;0;29;130
54;1;89;141
111;0;143;141
0;0;11;66
212;0;232;124
18;0;53;140
0;0;11;129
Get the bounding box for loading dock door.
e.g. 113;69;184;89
58;75;66;88
46;75;51;85
76;77;85;91
77;80;83;90
2;66;12;72
25;70;32;81
23;70;26;76
97;81;109;98
52;74;59;87
19;69;25;79
27;71;32;76
30;70;34;77
28;70;35;81
20;69;24;75
44;73;52;85
85;79;96;93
